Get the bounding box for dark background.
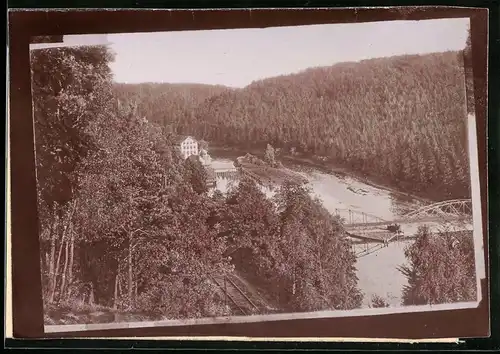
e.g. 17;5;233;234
6;4;497;349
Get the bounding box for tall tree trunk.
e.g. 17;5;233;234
51;201;78;303
134;278;138;308
128;231;133;310
89;282;95;305
49;204;73;303
68;231;75;289
60;238;70;302
66;201;77;298
113;272;119;310
118;271;123;299
50;212;71;303
45;252;50;274
47;209;58;304
50;230;65;303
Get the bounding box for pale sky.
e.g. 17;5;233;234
105;18;469;88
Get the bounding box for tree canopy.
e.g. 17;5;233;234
35;44;364;323
115;51;471;201
398;226;476;306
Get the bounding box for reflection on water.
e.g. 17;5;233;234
356;239;412;308
300;169;422;221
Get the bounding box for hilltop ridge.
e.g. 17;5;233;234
114;51;471;200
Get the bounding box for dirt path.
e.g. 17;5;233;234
230;269;280;314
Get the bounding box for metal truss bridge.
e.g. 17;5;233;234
333;199;474;257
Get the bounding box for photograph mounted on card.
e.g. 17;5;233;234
7;7;489;341
26;15;487;335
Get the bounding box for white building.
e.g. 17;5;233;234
176;136;199;159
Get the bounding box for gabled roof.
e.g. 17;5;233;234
174;135;197;144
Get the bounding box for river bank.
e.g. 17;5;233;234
209;146;434;206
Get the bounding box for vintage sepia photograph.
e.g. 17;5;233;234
29;16;485;333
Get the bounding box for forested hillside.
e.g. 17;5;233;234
113;82;231;130
195;52;470;200
120;51;471;200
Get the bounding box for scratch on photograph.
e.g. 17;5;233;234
28;16;485;334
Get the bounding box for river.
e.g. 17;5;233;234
211;157;423;308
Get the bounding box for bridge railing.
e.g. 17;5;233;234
403;199;472;221
336;199;473;228
342;199;474;259
333;208;387;226
214;170;239;180
352;242;388;258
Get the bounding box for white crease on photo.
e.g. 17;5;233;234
44;300;481;334
5;57;13;339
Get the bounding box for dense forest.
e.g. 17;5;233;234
114;49;472;201
113;82;230;132
31;38;363;324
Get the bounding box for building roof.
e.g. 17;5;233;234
174;135;197;144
